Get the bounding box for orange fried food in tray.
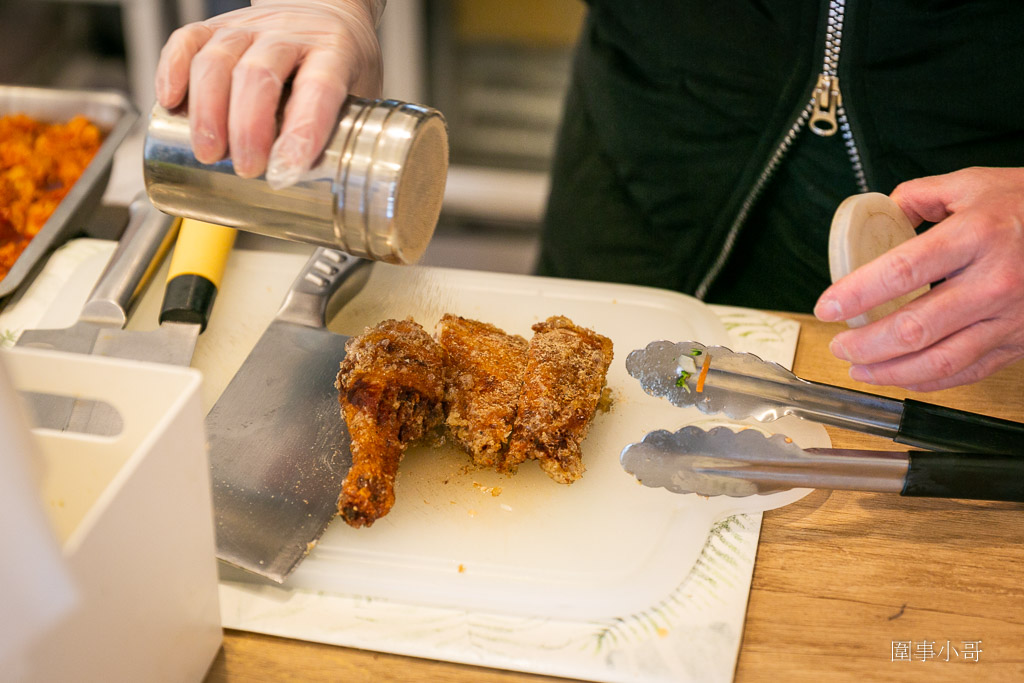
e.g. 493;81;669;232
335;318;445;528
505;316;615;484
436;313;529;468
0;114;101;279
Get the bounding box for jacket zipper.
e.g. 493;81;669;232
695;0;868;300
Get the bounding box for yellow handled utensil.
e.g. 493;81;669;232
60;217;237;436
160;218;237;332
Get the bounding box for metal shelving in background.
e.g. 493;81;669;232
380;0;584;228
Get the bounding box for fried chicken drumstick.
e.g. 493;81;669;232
335;319;445;527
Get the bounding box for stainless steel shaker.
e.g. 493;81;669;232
143;97;448;265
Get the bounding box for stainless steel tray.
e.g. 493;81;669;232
0;85;138;299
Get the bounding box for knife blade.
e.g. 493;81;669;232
16;195;178;430
206;248;370;583
626;340;1024;455
620;424;1024;502
69;218;237;435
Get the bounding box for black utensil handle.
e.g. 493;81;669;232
895;399;1024;455
158;220;236;333
901;452;1024;502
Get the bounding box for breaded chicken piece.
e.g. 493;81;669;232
335;319;445;527
436;314;529;467
505;316;614;483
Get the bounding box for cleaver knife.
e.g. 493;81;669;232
206;247;369;583
70;218;236;434
16;194;178;429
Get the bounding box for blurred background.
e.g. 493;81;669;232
0;0;586;274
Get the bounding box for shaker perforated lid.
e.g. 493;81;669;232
334;99;449;265
827;192;929;327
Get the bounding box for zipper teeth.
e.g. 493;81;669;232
827;2;868;192
838;107;869;193
828;0;867;192
695;106;812;300
695;0;866;300
823;1;845;75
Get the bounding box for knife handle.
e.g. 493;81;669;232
159;219;236;333
901;451;1024;502
895;399;1024;456
79;195;179;327
275;248;369;328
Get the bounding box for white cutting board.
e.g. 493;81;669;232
113;243;820;621
18;239;824;680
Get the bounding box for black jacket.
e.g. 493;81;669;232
538;0;1024;311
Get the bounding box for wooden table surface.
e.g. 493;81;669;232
205;313;1024;682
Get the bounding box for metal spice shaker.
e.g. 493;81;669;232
143;97;448;264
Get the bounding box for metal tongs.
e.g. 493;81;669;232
620;341;1024;501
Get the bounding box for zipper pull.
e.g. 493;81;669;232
810;74;841;137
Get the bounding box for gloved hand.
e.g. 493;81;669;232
814;166;1024;391
155;0;383;189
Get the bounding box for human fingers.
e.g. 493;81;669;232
887;168;994;227
845;315;1021;390
265;4;382;189
823;212;1000;367
156;23;215;108
816;167;1006;325
900;342;1024;391
265;50;350;189
227;36;303;178
826;189;1024;366
814;211;971;330
186;29;255;165
820;167;1024;389
827;280;969;368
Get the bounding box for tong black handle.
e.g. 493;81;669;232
895;399;1024;456
902;451;1024;502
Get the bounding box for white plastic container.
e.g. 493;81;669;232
2;347;222;682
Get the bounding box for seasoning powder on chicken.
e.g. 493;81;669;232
335;314;613;527
334;318;445;528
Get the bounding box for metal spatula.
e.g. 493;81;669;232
16;195;177;430
626;341;1024;455
66;219;236;436
620;425;1024;502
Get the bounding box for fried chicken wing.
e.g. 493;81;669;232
335;318;445;527
436;314;529;467
505;316;614;483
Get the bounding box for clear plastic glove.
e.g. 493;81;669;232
155;0;383;189
814;167;1024;391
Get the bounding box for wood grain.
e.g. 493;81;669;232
205;314;1024;682
735;315;1024;682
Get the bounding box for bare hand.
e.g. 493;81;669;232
814;167;1024;391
